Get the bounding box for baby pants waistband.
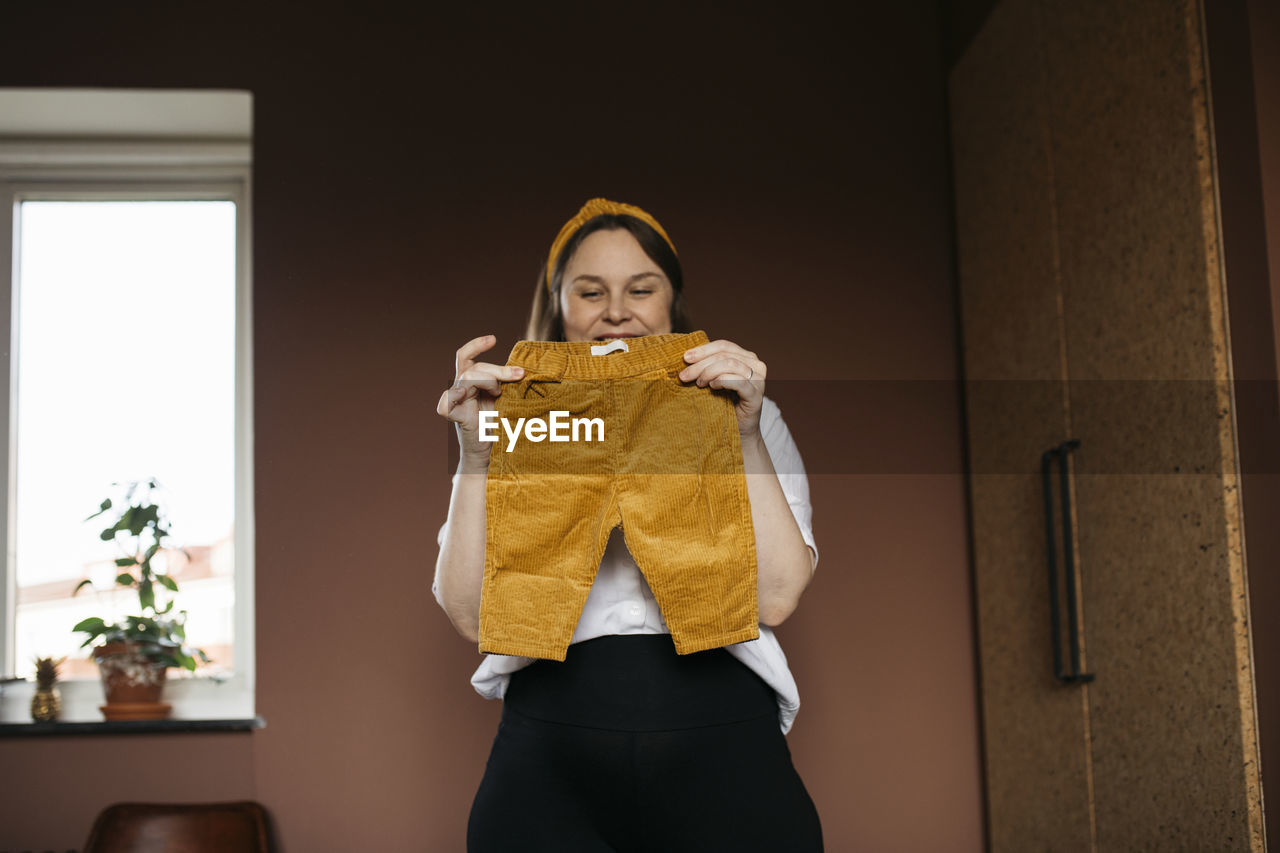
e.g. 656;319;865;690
506;331;710;379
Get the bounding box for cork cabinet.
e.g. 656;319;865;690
950;0;1267;849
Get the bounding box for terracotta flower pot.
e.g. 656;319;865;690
93;642;172;721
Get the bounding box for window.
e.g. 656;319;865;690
0;89;254;721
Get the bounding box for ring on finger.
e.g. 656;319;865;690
747;367;754;381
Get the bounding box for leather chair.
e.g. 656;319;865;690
83;801;272;853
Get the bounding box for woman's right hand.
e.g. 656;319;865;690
436;335;525;470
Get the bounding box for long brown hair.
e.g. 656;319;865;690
525;213;693;341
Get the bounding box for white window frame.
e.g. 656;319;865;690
0;89;255;721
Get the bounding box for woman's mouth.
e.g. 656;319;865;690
594;334;637;341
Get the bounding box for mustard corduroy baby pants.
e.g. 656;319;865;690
479;331;759;661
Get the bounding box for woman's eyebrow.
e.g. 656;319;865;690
571;272;663;285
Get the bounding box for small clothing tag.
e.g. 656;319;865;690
590;339;630;356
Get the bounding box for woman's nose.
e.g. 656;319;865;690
605;294;630;322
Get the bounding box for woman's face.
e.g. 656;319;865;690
559;228;674;343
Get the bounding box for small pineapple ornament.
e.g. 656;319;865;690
31;655;64;723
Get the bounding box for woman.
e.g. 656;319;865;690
434;198;823;852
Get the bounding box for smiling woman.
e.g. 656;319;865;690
432;198;822;853
525;201;693;342
560;232;675;342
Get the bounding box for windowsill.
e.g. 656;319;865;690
0;673;254;724
0;716;265;737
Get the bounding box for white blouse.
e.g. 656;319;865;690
433;396;819;735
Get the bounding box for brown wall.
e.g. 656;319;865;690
0;3;984;850
1254;0;1280;385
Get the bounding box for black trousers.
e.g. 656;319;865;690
467;634;824;853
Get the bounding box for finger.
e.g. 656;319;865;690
681;349;763;382
445;382;478;411
451;375;500;402
708;372;758;398
461;362;524;384
443;382;498;424
683;339;757;364
449;364;526;407
680;355;754;387
456;335;499;376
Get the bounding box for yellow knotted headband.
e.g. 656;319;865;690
545;197;678;292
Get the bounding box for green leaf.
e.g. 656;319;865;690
157;599;175;614
130;505;159;537
114;557;138;568
115;573;135;586
72;578;94;596
139;578;155;611
83;497;112;521
72;616;106;634
156;573;178;592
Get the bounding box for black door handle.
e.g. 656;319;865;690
1041;439;1094;684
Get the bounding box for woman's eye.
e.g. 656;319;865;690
631;289;653;296
579;290;603;299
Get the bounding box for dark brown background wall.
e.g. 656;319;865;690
1257;0;1280;384
0;2;984;850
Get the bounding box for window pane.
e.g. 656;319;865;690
13;201;236;680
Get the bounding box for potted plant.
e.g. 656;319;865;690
71;478;210;720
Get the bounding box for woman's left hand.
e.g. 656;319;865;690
679;339;766;438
